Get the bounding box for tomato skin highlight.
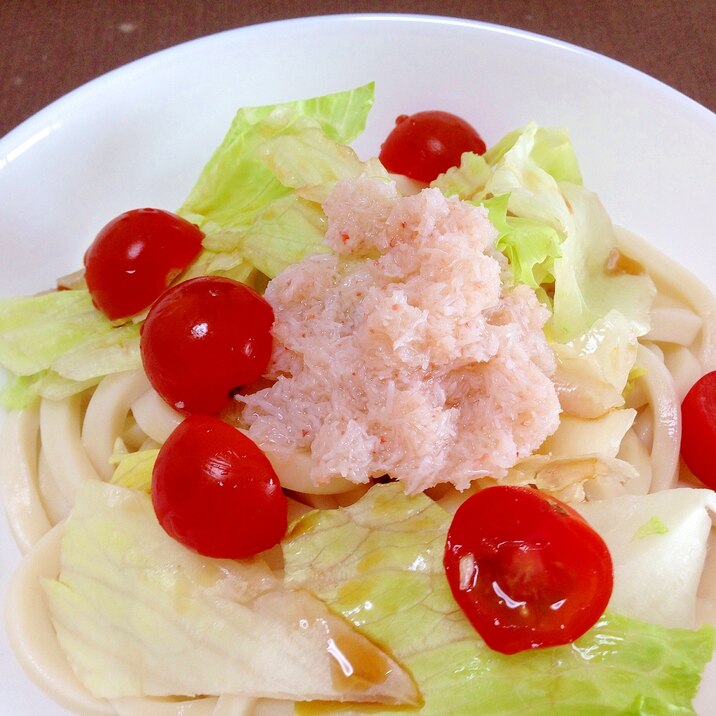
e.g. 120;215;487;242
443;485;613;654
680;371;716;489
140;276;274;415
152;415;287;559
84;208;203;320
379;110;487;183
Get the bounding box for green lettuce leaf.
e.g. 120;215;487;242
284;483;715;715
0;290;140;408
481;193;562;289
550;183;654;342
178;83;378;278
109;448;158;493
432;122;655;343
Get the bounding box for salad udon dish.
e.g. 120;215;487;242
0;83;715;715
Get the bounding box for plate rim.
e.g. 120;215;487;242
2;12;714;155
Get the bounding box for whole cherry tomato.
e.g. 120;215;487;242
379;110;487;183
140;276;274;415
84;208;203;320
152;414;287;558
443;485;613;654
680;371;716;489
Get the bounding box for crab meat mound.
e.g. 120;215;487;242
239;177;560;494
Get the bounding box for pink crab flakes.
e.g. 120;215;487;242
238;178;560;493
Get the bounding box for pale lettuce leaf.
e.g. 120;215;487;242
432;123;655;343
110;449;158;493
0;290;117;376
44;481;418;705
284;483;715;715
0;290;140;408
178;83;377;278
551;183;654;343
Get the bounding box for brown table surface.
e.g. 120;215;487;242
1;0;714;139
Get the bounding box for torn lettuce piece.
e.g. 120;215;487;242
551;183;654;343
552;309;642;418
481;193;562;289
0;370;101;409
43;481;418;705
0;290;122;376
224;194;331;280
284;483;715;715
110;449;158;493
431;123;655;344
178;83;378;278
482;124;583;185
0;290;140;408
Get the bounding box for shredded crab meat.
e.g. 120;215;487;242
238;177;561;493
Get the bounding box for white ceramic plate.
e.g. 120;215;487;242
0;13;714;715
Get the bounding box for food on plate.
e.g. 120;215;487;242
0;82;714;715
84;208;204;321
379;110;487;182
152;414;287;558
443;485;613;654
140;276;275;415
238;179;560;493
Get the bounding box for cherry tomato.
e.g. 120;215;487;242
443;485;613;654
379;110;487;183
140;276;274;415
680;371;716;489
152;415;287;558
84;208;204;320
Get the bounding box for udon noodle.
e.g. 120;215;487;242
1;226;715;715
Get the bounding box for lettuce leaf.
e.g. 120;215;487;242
284;483;715;715
481;193;562;290
0;290;140;408
432;123;655;343
44;481;418;705
110;449;158;493
178;83;379;278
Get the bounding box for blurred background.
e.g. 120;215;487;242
1;0;714;137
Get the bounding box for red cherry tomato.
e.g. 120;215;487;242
443;485;613;654
140;276;274;415
152;415;287;558
680;371;716;489
84;208;204;320
379;110;487;183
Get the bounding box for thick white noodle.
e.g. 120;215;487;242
645;307;702;347
40;393;102;504
0;406;49;553
636;343;681;492
617;227;716;370
662;345;706;403
37;451;72;526
81;371;150;480
130;389;183;445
